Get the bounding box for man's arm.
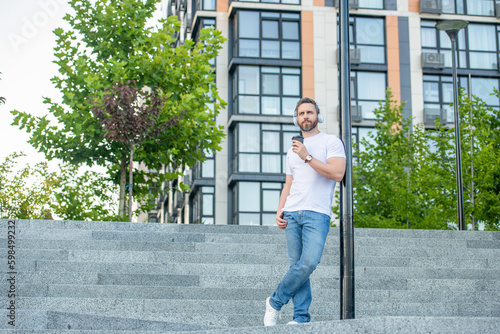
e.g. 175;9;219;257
275;174;293;230
292;140;346;182
306;156;346;182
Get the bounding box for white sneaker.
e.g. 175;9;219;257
287;320;299;325
263;297;280;326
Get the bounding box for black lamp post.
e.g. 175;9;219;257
435;19;468;231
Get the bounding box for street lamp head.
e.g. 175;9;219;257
436;20;469;39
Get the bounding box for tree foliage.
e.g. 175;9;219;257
352;89;500;230
0;152;118;221
10;0;226;219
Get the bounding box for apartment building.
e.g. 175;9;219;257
144;0;500;225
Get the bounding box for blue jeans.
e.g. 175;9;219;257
269;210;330;323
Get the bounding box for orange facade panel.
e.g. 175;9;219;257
386;16;401;103
217;0;228;12
313;0;325;6
409;0;420;12
302;11;315;99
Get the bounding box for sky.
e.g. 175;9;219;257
0;0;164;170
0;0;72;168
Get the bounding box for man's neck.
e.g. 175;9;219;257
302;127;320;138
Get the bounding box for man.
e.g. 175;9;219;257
263;97;346;326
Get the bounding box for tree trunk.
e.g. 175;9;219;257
128;145;134;222
119;155;127;218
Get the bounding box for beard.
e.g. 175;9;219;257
299;119;318;132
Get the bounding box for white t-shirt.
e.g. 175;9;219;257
282;132;346;217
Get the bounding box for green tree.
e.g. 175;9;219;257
353;89;453;229
11;0;226;219
0;152;57;219
431;89;500;230
0;152;119;221
51;164;119;221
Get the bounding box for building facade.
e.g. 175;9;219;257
145;0;500;225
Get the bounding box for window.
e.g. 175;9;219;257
349;16;386;64
442;0;495;16
195;0;216;11
192;186;215;224
423;75;500;126
421;21;499;70
232;181;284;225
233;66;301;115
193;149;215;179
235;11;301;60
232;123;299;174
459;76;500;108
351;71;387;120
352;126;376;165
358;0;384;9
238;0;301;5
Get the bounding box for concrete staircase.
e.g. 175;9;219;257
1;219;499;333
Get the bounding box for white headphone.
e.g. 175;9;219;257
293;99;324;126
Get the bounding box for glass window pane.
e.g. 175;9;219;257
469;52;497;70
239;153;260;172
239;123;260;152
239;12;260;38
282;97;297;116
439;31;451;48
202;194;213;215
262;20;279;39
282;41;300;59
421;28;437;48
203;0;215;10
282;21;299;40
357;127;376;153
282;68;300;74
201;159;214;178
239;213;260;225
423;82;439;102
469;25;496;51
261;12;280;18
238;96;260;114
358;0;383;9
263;132;280;152
357;72;386;100
442;82;453;104
239;182;260;211
239;66;259;94
263;189;280;211
262;74;280;94
282;75;300;96
262;96;281;115
358;46;385;64
262;40;280;58
262;67;280;73
282;132;295;151
472;78;499;106
358;101;379;119
262;213;276;226
467;0;494;16
239;39;260;57
262;124;280;130
202;217;214;224
262;155;281;173
356;18;384;45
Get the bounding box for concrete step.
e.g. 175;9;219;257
4;283;500;304
1;316;500;334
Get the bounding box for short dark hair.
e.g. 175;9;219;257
294;97;320;116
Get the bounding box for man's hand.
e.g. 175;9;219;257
276;211;287;230
292;140;309;161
